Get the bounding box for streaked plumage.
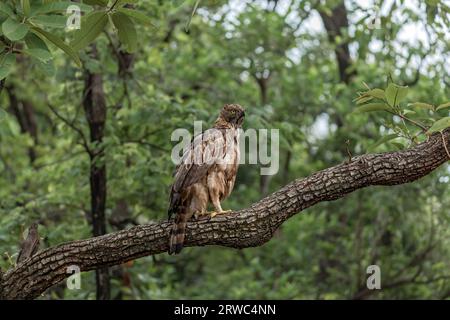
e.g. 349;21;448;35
17;222;40;264
168;104;245;254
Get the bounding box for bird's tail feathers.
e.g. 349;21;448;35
168;192;181;219
169;211;188;255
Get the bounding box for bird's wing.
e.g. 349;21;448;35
16;231;40;263
168;128;226;216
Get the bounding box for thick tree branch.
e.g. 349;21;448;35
1;129;449;300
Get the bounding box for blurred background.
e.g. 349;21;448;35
0;0;449;299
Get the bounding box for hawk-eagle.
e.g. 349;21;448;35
168;104;245;254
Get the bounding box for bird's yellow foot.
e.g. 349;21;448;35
209;209;232;218
194;210;233;220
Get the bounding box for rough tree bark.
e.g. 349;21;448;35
83;45;110;300
0;129;448;300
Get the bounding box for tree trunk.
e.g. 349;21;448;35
6;86;38;163
83;44;110;300
318;1;356;84
256;76;272;196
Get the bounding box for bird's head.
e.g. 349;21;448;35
219;104;245;127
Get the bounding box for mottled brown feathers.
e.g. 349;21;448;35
168;104;245;254
16;222;40;264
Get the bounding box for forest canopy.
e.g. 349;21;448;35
0;0;449;300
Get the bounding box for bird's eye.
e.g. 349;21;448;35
230;110;236;114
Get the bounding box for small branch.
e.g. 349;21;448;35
440;131;450;160
108;0;120;12
34;151;85;170
387;110;428;132
354;273;450;300
47;103;92;156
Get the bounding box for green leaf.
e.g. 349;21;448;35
356;96;373;105
436;102;450;111
31;27;81;66
0;3;15;18
0;52;16;80
369;133;399;151
354;88;382;104
385;83;408;107
21;0;31;16
25;33;50;51
35;59;55;77
70;11;108;51
82;0;108;7
117;0;138;4
0;107;7;122
353;103;392;113
427;117;450;134
31;1;93;16
410;102;434;111
117;7;155;27
111;12;137;53
30;15;68;28
2;18;29;41
403;109;416;115
83;57;101;73
385;84;395;105
171;0;188;7
390;141;405;150
366;88;385;99
23;48;52;62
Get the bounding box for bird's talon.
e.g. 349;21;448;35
209;209;232;218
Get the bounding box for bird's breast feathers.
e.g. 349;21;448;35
216;127;240;169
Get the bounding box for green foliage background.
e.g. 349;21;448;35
0;0;449;299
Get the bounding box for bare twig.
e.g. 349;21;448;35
47;103;92;156
386;110;428;132
440;131;450;160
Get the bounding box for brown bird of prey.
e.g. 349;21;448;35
16;222;40;264
168;104;245;254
